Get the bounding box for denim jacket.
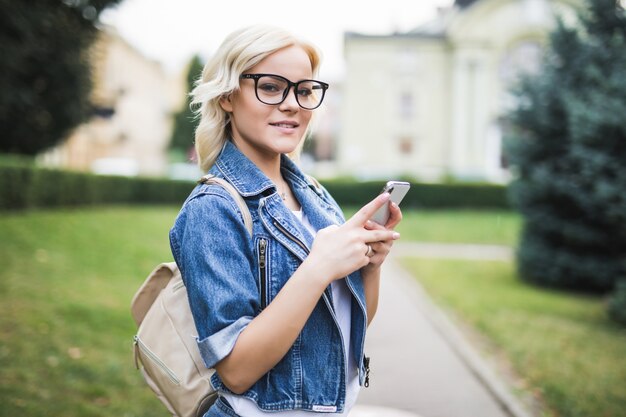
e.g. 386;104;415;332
169;141;368;413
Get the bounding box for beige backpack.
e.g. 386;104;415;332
131;175;252;417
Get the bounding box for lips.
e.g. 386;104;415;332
270;121;299;129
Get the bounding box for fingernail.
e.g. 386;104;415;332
365;220;374;228
392;232;400;240
380;192;390;201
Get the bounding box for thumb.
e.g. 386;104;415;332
346;192;390;227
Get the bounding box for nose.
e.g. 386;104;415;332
278;86;300;111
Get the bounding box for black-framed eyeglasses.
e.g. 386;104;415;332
240;73;329;110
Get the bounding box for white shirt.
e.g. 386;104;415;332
223;210;360;415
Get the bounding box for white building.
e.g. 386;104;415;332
338;0;579;182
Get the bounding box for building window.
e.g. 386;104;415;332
499;41;542;85
398;136;414;155
499;40;542;111
93;106;115;119
117;133;128;143
398;92;415;120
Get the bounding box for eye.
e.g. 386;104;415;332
258;82;282;94
297;87;313;97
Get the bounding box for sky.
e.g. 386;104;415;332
100;0;454;80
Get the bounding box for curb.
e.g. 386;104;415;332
391;257;534;417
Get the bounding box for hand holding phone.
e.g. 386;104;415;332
370;181;410;225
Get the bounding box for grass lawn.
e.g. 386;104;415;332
394;209;520;246
0;206;179;417
344;208;520;246
399;258;626;417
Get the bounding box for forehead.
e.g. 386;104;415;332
248;45;313;80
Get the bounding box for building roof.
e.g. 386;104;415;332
344;30;446;41
345;3;463;41
455;0;479;7
407;6;455;37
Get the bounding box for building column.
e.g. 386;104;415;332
450;50;470;178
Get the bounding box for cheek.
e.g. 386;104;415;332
233;102;269;129
301;113;313;128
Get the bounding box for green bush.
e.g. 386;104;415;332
608;280;626;326
0;158;36;210
0;158;510;211
0;159;196;210
321;179;509;210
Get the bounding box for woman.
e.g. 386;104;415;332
169;25;402;416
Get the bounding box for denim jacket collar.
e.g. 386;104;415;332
213;140;340;253
214;140;317;199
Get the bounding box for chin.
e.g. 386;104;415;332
272;138;304;154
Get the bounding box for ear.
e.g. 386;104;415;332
219;94;233;112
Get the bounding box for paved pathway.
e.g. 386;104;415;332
391;242;513;261
351;243;531;417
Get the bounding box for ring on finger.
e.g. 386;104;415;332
365;244;373;257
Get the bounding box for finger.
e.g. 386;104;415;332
367;242;382;256
369;241;392;257
346;192;390;227
363;229;400;243
384;202;403;229
364;220;385;231
368;241;394;264
370;241;391;251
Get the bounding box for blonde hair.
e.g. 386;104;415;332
191;25;323;172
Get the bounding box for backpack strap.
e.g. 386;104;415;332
198;174;253;237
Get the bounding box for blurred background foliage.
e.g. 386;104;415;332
0;0;122;155
504;0;626;323
169;55;203;159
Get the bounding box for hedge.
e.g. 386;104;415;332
0;159;510;211
0;159;194;210
321;179;510;210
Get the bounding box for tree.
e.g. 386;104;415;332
504;0;626;294
608;280;626;325
0;0;122;155
169;55;204;156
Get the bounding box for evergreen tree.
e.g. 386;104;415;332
169;55;204;155
608;280;626;325
504;0;626;293
0;0;121;155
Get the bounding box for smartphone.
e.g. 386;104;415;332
370;181;410;225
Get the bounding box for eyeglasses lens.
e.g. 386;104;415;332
296;80;324;110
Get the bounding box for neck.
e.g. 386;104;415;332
257;157;283;187
231;138;282;182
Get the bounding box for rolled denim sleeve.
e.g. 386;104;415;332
169;190;258;369
196;316;253;368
